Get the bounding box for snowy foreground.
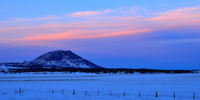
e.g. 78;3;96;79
0;72;199;100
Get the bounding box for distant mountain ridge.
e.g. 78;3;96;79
31;50;103;69
0;50;104;72
1;50;198;74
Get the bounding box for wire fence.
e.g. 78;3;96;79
12;88;199;99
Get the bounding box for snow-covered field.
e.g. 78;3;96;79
0;72;199;100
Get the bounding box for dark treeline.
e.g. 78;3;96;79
3;67;197;74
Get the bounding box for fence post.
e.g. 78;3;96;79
73;90;75;95
173;92;175;98
19;88;21;93
62;89;64;94
85;91;87;95
52;89;54;94
193;92;195;99
139;91;141;97
156;91;158;97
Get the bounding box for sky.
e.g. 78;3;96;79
0;0;200;69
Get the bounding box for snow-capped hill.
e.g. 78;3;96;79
33;50;82;62
31;50;103;69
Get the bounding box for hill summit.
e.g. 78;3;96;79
33;50;82;62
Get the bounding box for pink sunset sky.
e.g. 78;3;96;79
0;0;200;69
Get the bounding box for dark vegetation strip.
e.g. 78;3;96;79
1;67;197;74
